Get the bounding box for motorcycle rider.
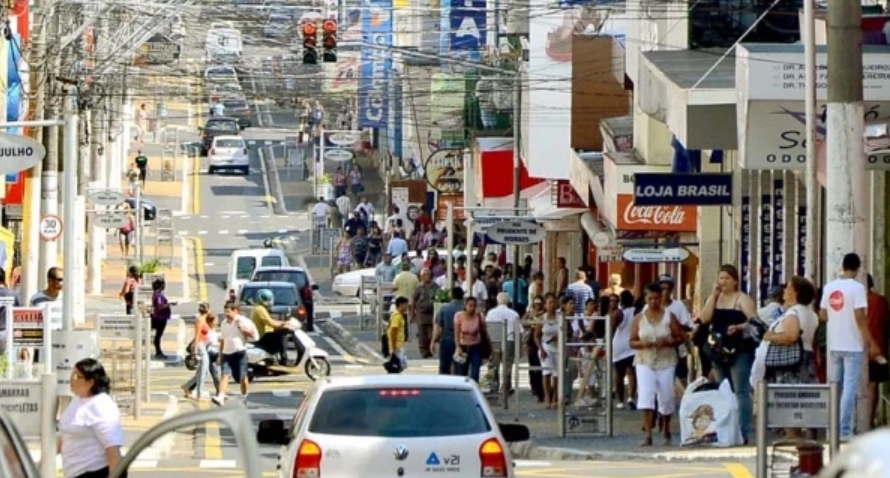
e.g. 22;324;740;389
250;289;303;366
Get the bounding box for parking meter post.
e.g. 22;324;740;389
40;372;57;478
755;381;768;478
3;299;13;379
604;314;613;437
134;294;143;420
829;381;841;457
358;279;365;329
556;316;566;437
501;320;508;409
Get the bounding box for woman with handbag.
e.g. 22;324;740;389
454;297;490;382
182;304;221;400
699;264;760;445
752;276;819;438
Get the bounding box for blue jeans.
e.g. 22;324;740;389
713;349;754;440
184;344;220;398
828;350;865;437
457;344;484;382
438;339;456;375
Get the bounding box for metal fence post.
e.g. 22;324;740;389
501;320;509;409
604;314;613;437
359;278;365;329
828;381;841;458
755;381;768;478
556;314;566;438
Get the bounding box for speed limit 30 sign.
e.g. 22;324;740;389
39;214;63;241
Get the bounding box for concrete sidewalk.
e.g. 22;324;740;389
27;392;181;471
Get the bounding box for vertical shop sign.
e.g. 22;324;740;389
741;196;751;293
760;192;772;303
772;179;784;286
797;205;807;276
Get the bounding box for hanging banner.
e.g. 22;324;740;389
797;205;806;277
359;0;393;129
741;196;751;294
449;0;486;51
772;179;784;286
760;192;771;303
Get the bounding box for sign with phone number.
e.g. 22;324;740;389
758;152;890;169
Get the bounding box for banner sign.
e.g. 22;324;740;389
359;0;393;129
449;0;486;51
741;196;751;293
632;173;733;206
797;205;806;277
760;192;772;303
772;179;784;286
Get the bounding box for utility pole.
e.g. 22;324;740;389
38;11;62;288
511;74;521;308
825;0;870;433
803;0;817;283
88;102;104;295
21;0;49;304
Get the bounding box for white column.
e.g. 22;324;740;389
783;171;796;281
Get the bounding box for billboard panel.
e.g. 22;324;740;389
359;0;393;128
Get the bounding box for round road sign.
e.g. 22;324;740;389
324;149;354;162
39;214;63;241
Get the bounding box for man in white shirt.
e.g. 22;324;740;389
335;194;352;226
311;197;330;229
819;253;880;439
485;292;520;393
214;302;258;406
211;100;225;117
384;204;413;240
355;197;375;224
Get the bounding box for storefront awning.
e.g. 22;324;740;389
638;49;737;150
482;181;551;210
580;211;613;243
529;185;585;219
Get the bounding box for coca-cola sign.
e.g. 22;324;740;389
616;194;697;232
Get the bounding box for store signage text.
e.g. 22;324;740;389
551;180;585;208
615;194;697;232
633;173;733;206
742;101;890;170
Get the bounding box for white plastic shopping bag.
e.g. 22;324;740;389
679;377;743;447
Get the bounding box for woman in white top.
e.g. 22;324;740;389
612;290;638;410
534;293;562;409
629;284;686;446
58;358;125;478
762;276;820;385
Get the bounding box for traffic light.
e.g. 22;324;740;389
302;23;318;65
322;20;337;63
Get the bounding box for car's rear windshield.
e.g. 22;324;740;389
206;121;238;131
215;139;243;148
208;68;235;76
253;270;308;288
224;100;248;109
261;256;282;267
308;388;491;437
240;286;299;306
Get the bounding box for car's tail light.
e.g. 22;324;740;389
297;306;306;318
293;439;321;478
300;286;313;301
479;438;508;477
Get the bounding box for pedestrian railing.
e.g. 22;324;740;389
556;315;613;437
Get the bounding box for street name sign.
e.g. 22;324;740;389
0;132;46;174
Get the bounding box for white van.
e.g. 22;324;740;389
205;28;243;64
226;249;290;299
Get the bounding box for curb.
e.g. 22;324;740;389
508;441;798;463
318;314;385;364
258;146;288;216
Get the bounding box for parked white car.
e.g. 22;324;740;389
208;135;249;175
257;374;530;478
204;65;238;84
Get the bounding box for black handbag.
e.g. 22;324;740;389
764;339;804;369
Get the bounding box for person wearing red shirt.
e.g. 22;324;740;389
867;273;890;426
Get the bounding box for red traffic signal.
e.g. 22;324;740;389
323;20;337;33
303;23;317;36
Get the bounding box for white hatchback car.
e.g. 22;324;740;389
208;135;249;175
257;374;530;478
